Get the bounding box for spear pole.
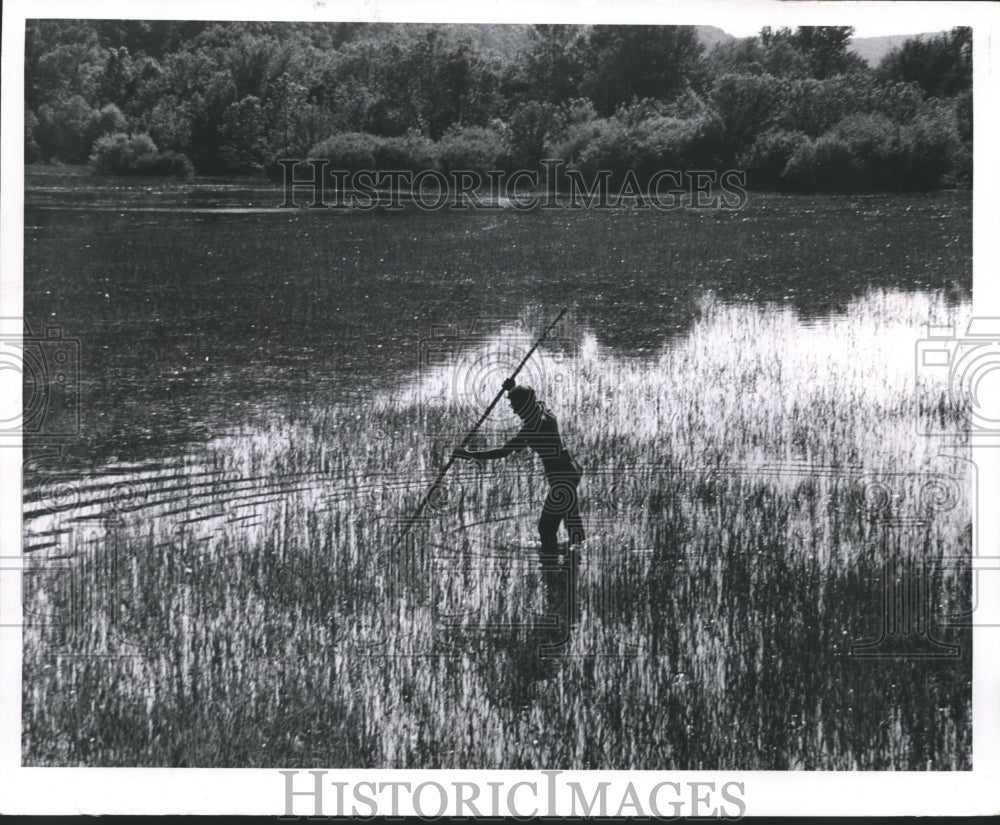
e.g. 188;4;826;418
394;308;567;549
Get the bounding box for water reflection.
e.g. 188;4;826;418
24;172;969;468
20;269;974;767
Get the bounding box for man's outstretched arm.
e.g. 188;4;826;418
453;432;526;462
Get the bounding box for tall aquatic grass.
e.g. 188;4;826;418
23;289;972;768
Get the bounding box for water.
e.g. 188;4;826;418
20;170;973;768
24;167;970;470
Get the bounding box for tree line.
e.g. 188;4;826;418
25;21;972;192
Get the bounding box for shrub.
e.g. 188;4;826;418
135;150;194;177
564;117;634;181
900;104;962;191
548;115;613;171
34;99;128;164
35;96;98;163
955;89;972;144
863;81;926;124
92;104;127;139
372;131;438;172
89;132;194;177
658;87;714;120
833;113;908;191
943;140;972;187
557;107;724;188
218;95;271;173
143;97;194;154
738;129;810;190
780;106;964;194
436;126;507;176
710;73;784;160
775;76;862;137
782;133;855;193
505;100;565;169
25;108;42;163
308;130;451;177
631;110;725;173
309;132;379;173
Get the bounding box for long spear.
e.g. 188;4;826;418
395;308;567;549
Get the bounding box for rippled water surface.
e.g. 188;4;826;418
24;166;970;469
21;168;973;768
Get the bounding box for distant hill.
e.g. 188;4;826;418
435;23;532;61
341;23;739;61
849;32;947;66
695;25;737;50
417;23;739;61
441;23;740;59
340;23;943;70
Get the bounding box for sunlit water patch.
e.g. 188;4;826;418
21;289;973;768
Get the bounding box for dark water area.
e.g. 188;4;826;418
23;167;971;468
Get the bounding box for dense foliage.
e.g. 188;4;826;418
25;21;971;190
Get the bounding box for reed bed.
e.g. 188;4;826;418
22;289;972;768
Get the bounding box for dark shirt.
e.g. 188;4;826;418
477;405;582;481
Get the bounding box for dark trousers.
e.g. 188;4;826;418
538;471;584;552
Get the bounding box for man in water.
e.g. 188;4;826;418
453;379;585;557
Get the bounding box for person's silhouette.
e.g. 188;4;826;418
453;379;585;557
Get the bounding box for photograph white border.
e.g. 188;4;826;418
2;0;998;816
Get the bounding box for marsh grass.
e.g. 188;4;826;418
23;289;972;768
